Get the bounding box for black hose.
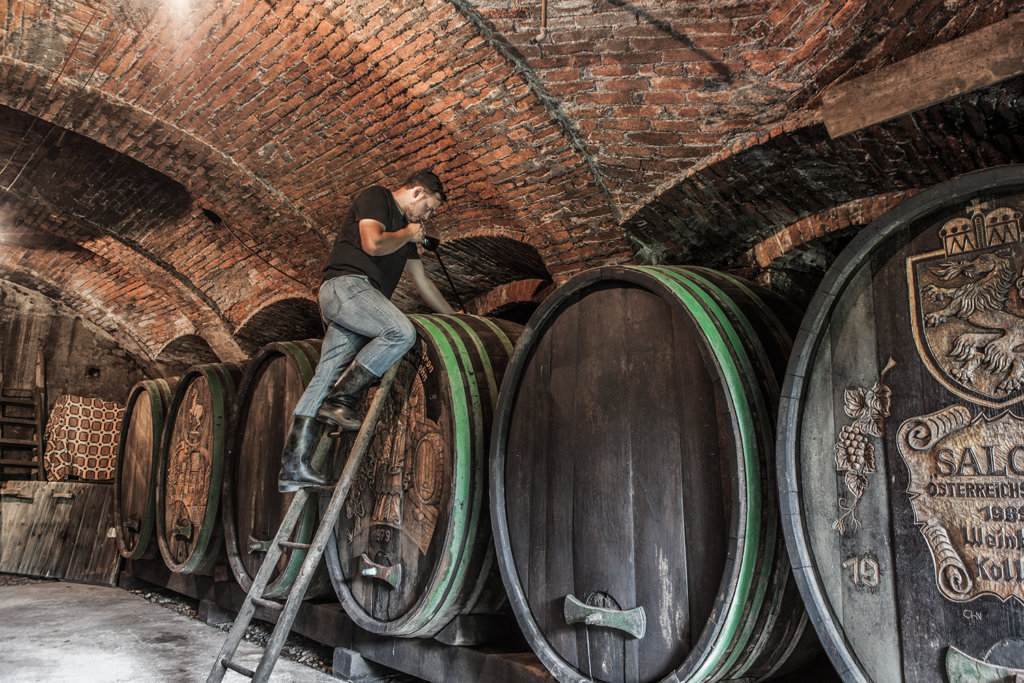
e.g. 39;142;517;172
422;236;466;312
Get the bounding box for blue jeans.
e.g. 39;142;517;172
292;275;416;418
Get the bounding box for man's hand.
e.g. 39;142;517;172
360;219;422;255
406;222;425;245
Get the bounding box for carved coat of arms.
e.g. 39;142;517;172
907;199;1024;408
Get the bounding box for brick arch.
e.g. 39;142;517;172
0;236;243;368
0;210;247;365
0;109;250;360
0;0;630;283
742;191;921;307
469;0;1015;226
393;233;552;311
0;101;193;229
468;278;554;323
0;62;322;349
155;334;221;372
5;0;1010;336
427;225;584;282
0;56;327;285
747;192;920;270
233;296;324;357
621;73;1024;271
0;241;170;364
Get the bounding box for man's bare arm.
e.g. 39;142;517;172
405;258;456;314
359;219;423;256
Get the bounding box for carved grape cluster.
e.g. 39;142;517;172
836;424;876;499
837;424;876;470
833;359;895;534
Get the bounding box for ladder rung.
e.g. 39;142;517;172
0;397;35;406
278;541;311;550
251;596;283;612
0;459;40;467
0;438;38;447
221;658;255;678
0;416;37;426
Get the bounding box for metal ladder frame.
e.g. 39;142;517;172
207;363;398;682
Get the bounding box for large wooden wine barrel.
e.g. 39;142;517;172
779;166;1024;682
222;339;329;599
156;362;244;574
325;314;521;639
491;265;815;682
114;378;178;560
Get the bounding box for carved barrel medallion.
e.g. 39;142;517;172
902;198;1024;607
898;408;1024;603
164;379;213;565
156;362;241;574
327;314;519;639
343;350;449;580
907;199;1024;408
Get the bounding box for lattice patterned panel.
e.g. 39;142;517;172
44;395;125;481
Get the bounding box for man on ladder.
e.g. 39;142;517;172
208;171;455;683
278;170;455;492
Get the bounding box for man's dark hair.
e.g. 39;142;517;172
402;170;446;202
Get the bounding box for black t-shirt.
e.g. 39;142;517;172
321;186;419;297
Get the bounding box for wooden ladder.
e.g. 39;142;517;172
206;363;397;683
0;348;47;481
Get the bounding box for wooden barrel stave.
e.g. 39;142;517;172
114;378;177;560
640;268;775;678
663;267;780;679
411;315;512;623
222;339;328;598
156;362;244;574
491;265;813;683
326;313;520;639
648;266;810;680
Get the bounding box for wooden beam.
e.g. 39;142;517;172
821;13;1024;137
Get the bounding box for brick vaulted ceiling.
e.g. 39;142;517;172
0;0;1022;365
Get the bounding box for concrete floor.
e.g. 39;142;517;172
0;580;339;682
0;576;841;683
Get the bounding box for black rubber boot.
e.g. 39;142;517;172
278;415;329;493
316;362;378;431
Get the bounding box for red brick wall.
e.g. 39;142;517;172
0;0;1020;365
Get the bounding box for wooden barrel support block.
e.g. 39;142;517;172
222;339;327;599
491;265;814;683
156;362;244;574
778;165;1024;682
326;314;521;639
114;378;177;560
